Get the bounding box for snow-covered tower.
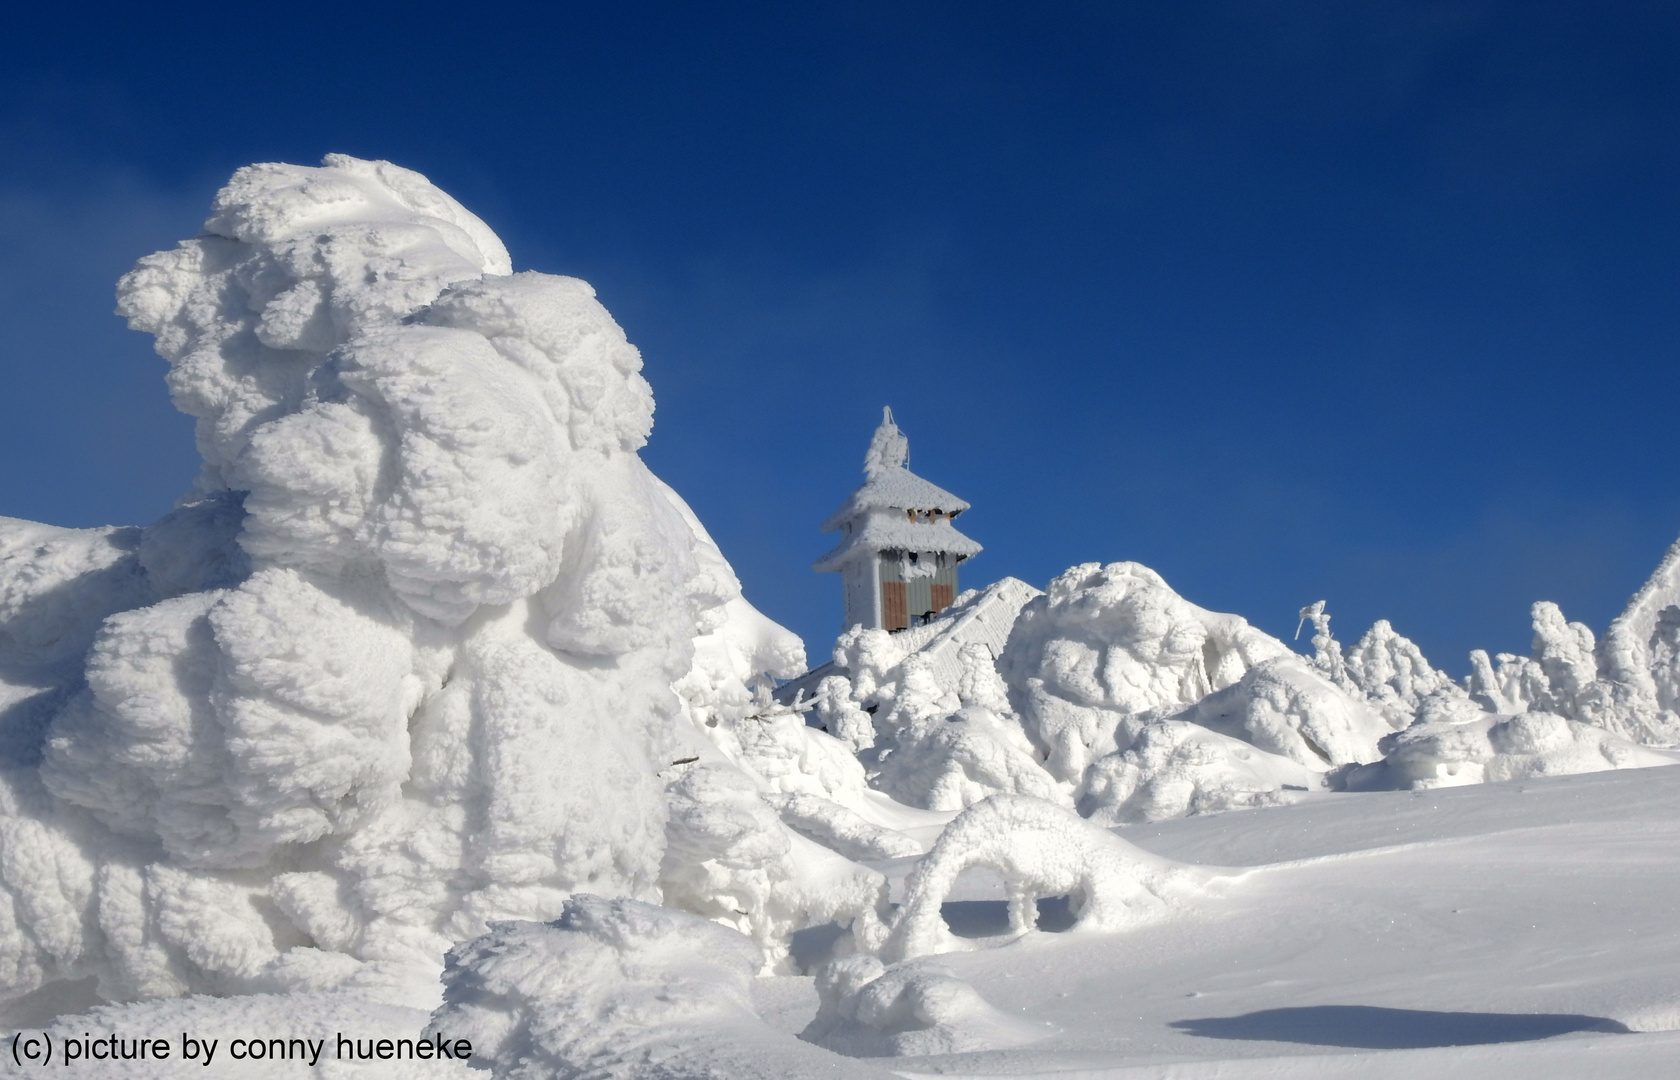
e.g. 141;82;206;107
815;407;981;631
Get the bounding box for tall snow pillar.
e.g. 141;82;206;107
814;407;981;632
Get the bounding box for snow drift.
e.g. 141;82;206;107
800;952;1051;1056
429;895;897;1079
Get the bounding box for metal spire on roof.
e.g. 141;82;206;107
863;405;910;479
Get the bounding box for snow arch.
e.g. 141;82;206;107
880;794;1198;962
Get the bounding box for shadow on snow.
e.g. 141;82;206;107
1170;1005;1629;1049
939;897;1078;938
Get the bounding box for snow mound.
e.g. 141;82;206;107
119;155;512;496
1079;719;1320;824
428;895;895;1079
998;562;1291;784
883;794;1198;962
801;953;1052;1056
1169;655;1393;771
1577;534;1680;745
1344;707;1673;791
991;564;1382;820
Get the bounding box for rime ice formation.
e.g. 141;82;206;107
998;563;1317;788
802;579;1064;812
1300;570;1680;789
795;555;1680;828
1249;577;1680;789
795;563;1388;827
0;155;921;1016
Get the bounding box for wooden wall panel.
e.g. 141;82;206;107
882;581;908;631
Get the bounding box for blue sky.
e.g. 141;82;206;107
4;1;1679;672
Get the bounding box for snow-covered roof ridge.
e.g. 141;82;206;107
890;576;1041;679
822;409;973;532
821;466;973;533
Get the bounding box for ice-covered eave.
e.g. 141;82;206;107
819;466;971;533
813;515;982;572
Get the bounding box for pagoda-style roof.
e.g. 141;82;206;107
814;513;983;571
818;465;970;532
814;407;981;572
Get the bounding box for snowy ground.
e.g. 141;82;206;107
753;761;1680;1079
17;763;1676;1078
